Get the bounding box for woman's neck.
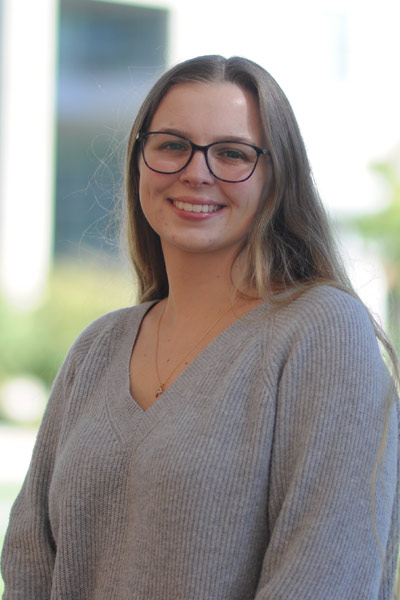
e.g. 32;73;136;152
160;245;255;324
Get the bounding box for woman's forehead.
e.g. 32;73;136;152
149;81;264;145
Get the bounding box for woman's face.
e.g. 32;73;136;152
138;81;271;261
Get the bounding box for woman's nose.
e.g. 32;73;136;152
179;149;214;185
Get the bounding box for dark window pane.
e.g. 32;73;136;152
55;0;168;256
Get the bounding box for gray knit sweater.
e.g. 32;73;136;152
1;286;399;599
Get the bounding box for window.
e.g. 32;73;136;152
55;0;168;256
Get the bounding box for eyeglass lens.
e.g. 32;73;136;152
142;133;259;182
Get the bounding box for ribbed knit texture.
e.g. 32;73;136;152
1;286;399;599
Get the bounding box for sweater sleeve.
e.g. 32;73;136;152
255;290;399;600
1;337;87;599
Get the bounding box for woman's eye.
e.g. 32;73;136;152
160;142;188;152
223;149;245;160
211;143;252;163
215;146;250;162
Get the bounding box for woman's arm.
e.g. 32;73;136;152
256;289;399;599
1;340;83;599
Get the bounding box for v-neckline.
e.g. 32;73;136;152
105;299;271;446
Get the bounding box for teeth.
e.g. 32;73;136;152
173;200;221;213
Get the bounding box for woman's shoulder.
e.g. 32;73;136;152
269;284;377;353
275;284;371;327
68;301;157;359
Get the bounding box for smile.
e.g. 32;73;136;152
172;200;222;213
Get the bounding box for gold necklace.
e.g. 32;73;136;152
154;301;236;399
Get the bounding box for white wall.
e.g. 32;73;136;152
0;0;58;310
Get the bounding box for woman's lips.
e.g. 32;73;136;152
172;199;223;213
167;198;225;220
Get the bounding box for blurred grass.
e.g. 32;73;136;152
0;258;136;395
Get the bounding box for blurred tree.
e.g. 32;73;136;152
0;260;134;395
348;148;400;352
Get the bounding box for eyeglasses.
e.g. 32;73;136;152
136;131;270;183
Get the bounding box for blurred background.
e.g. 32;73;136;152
0;0;399;589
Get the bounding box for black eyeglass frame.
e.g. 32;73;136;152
136;131;271;183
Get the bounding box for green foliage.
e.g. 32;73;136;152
349;161;400;262
345;152;400;352
0;261;135;388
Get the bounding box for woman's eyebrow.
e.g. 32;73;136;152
152;127;188;136
151;127;258;145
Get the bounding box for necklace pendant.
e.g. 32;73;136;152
155;384;165;399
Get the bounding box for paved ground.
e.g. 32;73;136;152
0;425;38;536
0;425;37;483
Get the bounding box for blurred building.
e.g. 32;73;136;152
0;0;169;309
55;0;168;256
0;0;399;315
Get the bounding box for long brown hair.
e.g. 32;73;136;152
124;54;351;302
123;55;399;595
123;54;398;376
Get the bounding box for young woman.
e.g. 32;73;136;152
2;55;399;599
